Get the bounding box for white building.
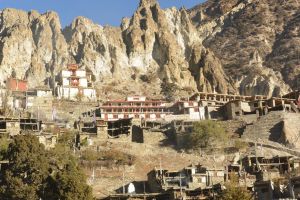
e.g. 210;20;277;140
99;96;171;121
171;101;205;120
56;64;96;101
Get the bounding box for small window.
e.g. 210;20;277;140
261;188;268;193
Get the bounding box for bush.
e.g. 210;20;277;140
81;149;136;166
58;130;76;147
80;137;88;147
234;140;248;151
161;82;179;101
101;150;135;165
187;120;228;150
0;136;10;160
220;173;253;200
81;149;98;162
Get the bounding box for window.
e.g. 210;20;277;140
97;121;105;125
261;188;268;193
113;115;118;119
124;114;129;118
199;177;206;183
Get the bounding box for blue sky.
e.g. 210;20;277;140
0;0;205;27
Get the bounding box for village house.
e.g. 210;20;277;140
99;96;171;121
77;108;133;140
169;100;205;120
241;155;300;179
6;78;28;92
37;133;58;150
56;64;96;102
5;78;28;111
147;165;225;193
0;117;20;136
26;86;54;120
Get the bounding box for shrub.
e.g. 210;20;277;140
220;173;253;200
80;149;136;166
186;120;228;150
234;140;248;151
0;136;10;160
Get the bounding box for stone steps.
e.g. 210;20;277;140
242;111;285;141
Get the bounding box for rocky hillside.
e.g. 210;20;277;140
0;0;299;99
190;0;299;96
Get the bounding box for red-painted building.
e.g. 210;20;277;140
99;96;171;121
6;78;28;92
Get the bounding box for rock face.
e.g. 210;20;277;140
62;0;235;99
0;0;299;99
0;9;69;88
190;0;298;95
281;113;300;148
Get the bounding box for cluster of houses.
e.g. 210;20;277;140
106;155;300;199
0;64;97;148
78;90;300;142
1;64;300;199
2;64;300;144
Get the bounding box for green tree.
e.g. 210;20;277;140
58;130;76;147
187;120;228;150
53;162;93;200
220;173;253;200
0;135;93;200
0;135;10;160
0;135;50;200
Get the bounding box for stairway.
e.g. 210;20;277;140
242;111;285;142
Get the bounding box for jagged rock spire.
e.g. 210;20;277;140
139;0;158;7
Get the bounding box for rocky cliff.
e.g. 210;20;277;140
0;0;299;99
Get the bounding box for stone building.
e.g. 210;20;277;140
169;101;205;120
99;96;171;121
147;165;225;193
56;64;96;101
